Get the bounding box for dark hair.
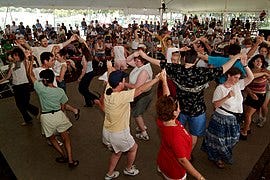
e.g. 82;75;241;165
228;44;241;55
38;35;48;42
248;54;268;69
11;47;25;61
135;55;148;65
40;52;53;64
184;48;198;64
226;67;242;77
39;69;55;85
59;48;68;57
259;44;269;53
156;96;178;122
166;38;172;42
106;88;113;95
81;43;92;61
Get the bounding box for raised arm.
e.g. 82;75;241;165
62;34;78;48
125;70;149;89
126;51;139;67
139;50;161;66
27;55;37;84
134;73;160;98
200;37;212;53
134;29;140;42
221;53;241;74
160;69;170;96
247;36;262;59
143;27;154;36
240;54;254;86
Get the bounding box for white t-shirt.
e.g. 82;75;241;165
166;47;178;64
32;44;63;67
129;63;153;85
11;62;29;85
213;79;245;115
113;46;125;61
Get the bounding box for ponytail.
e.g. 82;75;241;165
106;88;113;95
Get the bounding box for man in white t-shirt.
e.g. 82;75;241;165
23;34;78;67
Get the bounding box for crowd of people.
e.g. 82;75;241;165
0;14;270;179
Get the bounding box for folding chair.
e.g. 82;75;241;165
0;64;13;98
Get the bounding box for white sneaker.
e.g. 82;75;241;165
135;132;149;141
135;126;147;132
105;171;119;180
123;165;139;176
257;118;266;127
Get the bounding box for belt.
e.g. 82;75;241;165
41;109;61;114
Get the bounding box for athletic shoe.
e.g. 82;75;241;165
105;171;119;180
123;165;139;176
135;132;149;141
135;126;147;132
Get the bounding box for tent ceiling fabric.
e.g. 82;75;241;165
1;0;269;12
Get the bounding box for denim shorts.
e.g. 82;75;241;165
178;113;206;136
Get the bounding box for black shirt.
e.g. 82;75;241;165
161;62;223;116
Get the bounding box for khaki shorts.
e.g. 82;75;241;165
102;128;135;153
40;111;72;138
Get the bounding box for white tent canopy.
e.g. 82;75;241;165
0;0;269;12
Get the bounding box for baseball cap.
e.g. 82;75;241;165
108;70;128;88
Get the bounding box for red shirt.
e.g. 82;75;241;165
157;119;192;179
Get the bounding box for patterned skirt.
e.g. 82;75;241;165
201;111;240;164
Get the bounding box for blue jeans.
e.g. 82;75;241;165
178;113;206;136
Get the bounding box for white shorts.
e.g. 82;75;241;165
40;111;72;138
102;128;135;153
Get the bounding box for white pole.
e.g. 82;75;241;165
4;7;9;27
53;9;56;28
223;0;228;32
160;0;164;25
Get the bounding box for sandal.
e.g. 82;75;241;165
68;160;79;168
215;160;225;169
55;156;68;163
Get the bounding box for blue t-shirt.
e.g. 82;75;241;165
208;56;246;84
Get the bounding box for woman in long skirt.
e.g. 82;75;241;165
201;61;253;168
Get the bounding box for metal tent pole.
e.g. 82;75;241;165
4;7;9;27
